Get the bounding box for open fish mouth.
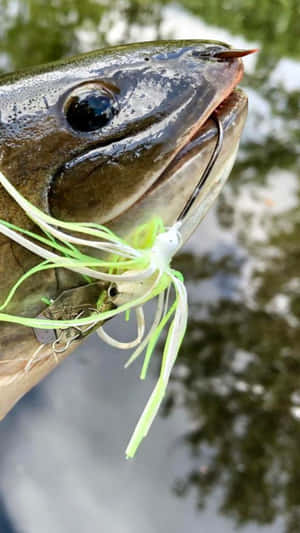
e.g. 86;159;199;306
107;86;248;242
147;87;247;195
145;46;256;206
147;46;258;202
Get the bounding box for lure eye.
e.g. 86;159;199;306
65;84;119;133
108;283;119;300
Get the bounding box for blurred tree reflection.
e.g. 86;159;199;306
169;203;300;533
182;0;300;65
168;6;300;531
0;0;298;75
0;0;166;72
169;61;300;528
0;0;300;531
0;0;105;69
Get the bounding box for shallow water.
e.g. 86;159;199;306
0;2;299;532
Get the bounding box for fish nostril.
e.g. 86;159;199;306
191;50;206;58
191;46;230;60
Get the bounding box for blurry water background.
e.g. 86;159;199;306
0;1;299;532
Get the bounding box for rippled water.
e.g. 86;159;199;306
0;2;299;532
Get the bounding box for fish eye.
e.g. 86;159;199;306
64;84;119;133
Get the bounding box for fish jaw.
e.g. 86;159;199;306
109;88;248;243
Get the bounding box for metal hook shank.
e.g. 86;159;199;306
177;112;224;222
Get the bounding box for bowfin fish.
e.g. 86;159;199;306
0;40;249;419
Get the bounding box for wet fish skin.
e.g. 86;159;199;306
0;40;246;418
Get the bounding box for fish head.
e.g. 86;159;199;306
0;40;248;245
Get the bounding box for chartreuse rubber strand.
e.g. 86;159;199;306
0;169;188;459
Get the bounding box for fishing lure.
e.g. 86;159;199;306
0;114;223;458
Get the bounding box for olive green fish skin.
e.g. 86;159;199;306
0;40;246;417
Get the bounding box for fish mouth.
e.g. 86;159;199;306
151;87;247;192
110;86;248;237
131;79;247;210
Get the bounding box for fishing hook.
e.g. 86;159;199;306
52;326;81;354
177;112;224;222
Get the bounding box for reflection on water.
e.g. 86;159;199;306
0;1;299;532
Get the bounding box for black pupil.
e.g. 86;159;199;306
66;91;117;132
109;285;118;298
